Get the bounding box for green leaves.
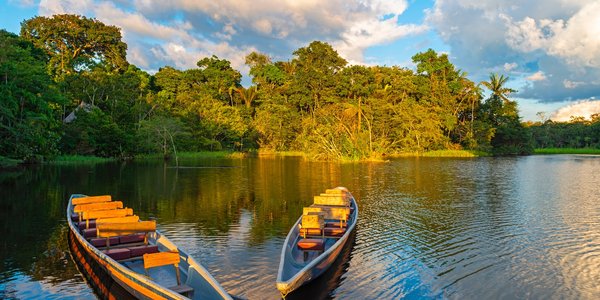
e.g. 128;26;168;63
479;73;532;155
0;30;63;160
20;14;128;80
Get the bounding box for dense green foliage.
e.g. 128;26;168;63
0;15;560;163
528;115;600;149
0;30;64;161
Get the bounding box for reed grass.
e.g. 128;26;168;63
0;156;21;168
49;155;115;164
257;150;305;157
390;150;488;158
135;151;248;160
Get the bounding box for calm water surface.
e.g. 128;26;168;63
1;155;599;299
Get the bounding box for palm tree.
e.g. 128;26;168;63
480;73;515;103
236;86;257;108
480;73;519;122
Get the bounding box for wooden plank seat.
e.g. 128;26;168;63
97;221;156;248
297;238;324;251
72;195;112;206
324;227;346;236
79;215;140;232
305;206;350;228
300;213;324;239
74;201;123;214
82;208;134;221
96;215;140;225
313;195;350;206
143;251;193;296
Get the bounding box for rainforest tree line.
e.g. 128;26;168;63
1;14;589;162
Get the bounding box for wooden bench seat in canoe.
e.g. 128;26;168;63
72;195;112;205
74;201;123;213
313;195;350;206
297;238;324;251
78;215;140;230
97;221;156;238
143;251;193;296
304;206;350;228
96;221;156;248
324;227;346;236
300;213;324;238
81;208;133;221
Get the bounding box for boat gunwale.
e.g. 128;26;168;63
66;194;232;300
276;194;358;292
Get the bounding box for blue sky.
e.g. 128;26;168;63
2;0;600;121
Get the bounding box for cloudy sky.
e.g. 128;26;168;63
2;0;600;121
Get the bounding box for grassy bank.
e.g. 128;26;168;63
534;148;600;155
135;151;248;160
390;149;489;158
29;149;493;166
257;150;305;157
0;156;22;168
48;155;116;164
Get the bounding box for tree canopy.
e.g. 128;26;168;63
20;14;128;79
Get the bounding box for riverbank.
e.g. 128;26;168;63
534;148;600;155
0;156;22;168
393;150;489;158
44;149;491;165
47;151;248;164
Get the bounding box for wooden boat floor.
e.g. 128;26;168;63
123;259;188;288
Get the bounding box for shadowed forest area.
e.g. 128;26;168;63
1;15;597;163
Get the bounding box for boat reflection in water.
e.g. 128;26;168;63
69;229;136;300
286;231;356;300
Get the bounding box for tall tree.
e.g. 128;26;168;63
479;73;532;155
291;41;347;112
0;30;64;160
20;14;128;80
196;55;242;102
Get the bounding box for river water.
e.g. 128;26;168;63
1;155;599;299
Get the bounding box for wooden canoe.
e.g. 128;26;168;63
276;187;358;296
67;194;233;300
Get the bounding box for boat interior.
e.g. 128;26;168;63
69;195;208;298
290;188;356;266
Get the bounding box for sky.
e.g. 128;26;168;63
2;0;600;122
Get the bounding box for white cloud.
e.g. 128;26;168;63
502;2;600;68
504;62;518;72
427;0;600;102
551;99;600;122
526;71;546;81
37;0;426;75
563;79;584;89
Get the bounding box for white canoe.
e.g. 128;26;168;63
276;188;358;296
67;194;233;300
